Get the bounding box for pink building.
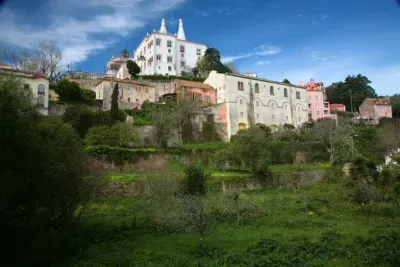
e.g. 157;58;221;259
359;97;392;124
300;79;336;121
171;79;216;105
330;104;346;112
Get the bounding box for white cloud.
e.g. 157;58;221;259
256;60;271;65
0;0;187;67
222;45;282;63
320;15;329;20
310;51;336;62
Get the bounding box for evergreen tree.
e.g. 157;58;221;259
110;83;119;122
127;60;141;78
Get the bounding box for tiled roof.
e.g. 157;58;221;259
0;62;11;68
364;97;391;105
175;79;214;90
0;67;48;79
330;104;346;108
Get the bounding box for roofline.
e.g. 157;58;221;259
175;79;215;90
95;77;156;87
222;72;306;89
0;68;48;79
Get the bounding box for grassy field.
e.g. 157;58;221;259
63;165;400;266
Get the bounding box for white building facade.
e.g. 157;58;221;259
205;71;309;140
133;19;208;76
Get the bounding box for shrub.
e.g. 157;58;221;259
109;122;138;147
86;145;156;165
323;167;345;183
84;125;112;146
185;165;207;196
55;78;81;101
80;88;96;101
62;105;94;137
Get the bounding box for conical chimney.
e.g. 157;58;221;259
177;19;186;40
159;19;167;33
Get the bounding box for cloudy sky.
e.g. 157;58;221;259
0;0;399;95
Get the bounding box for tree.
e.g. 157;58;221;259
376;122;400;154
193;47;232;77
185;165;207;196
282;79;291;85
54;78;82;101
326;74;377;112
62;105;95;137
127;60;141;78
84;123;138;147
120;48;129;58
1;41;62;82
391;94;400;118
80;88;96;101
110;83;119;122
0;76;97;266
225;62;240;74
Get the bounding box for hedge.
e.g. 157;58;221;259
86;145;157;164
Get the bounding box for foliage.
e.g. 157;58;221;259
192;47;232;78
84;125;111;146
110;82;119;122
55;78;82;101
125;109;154;125
63;105;127;137
185;165;207;196
120;48;129;57
86;145;156;164
282;78;291;85
0;76;97;266
127;60;141;78
80;88;96;101
326;74;377;112
283;123;295;131
391;94;400;118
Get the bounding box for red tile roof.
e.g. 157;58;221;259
0;67;48;79
175;79;214;90
364;97;391;105
330;104;346;108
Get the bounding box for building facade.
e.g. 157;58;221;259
0;64;49;115
204;71;309;140
330;103;346;112
299;79;336;121
359;97;392;124
95;77;156;110
63;71;104;91
132;19;207;76
170;79;216;105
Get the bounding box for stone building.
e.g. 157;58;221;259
95;77;156;110
359;97;392;124
63;71;104;91
204;70;309;140
330;103;346;112
132;19;207;76
0;63;49;115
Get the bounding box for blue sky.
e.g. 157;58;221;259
0;0;399;95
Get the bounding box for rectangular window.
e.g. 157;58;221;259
156;38;161;45
316;95;319;100
316;103;319;108
240;112;244;118
197;48;201;55
256;101;259;107
156;54;161;61
128;97;131;103
180;45;185;53
192;94;195;100
296;92;301;100
180;61;185;67
206;95;210;103
198;95;203;101
237;81;244;91
145;88;149;93
181;53;184;58
317;111;320;115
37;95;44;105
167;56;172;63
167;40;172;47
308;103;311;108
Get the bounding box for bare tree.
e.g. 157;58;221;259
0;41;62;82
376;123;400;154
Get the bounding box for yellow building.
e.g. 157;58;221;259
95;77;156;110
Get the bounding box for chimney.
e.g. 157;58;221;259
159;18;167;33
177;19;186;40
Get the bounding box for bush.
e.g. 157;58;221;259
323;167;345;183
80;88;96;101
55;78;82;101
185;165;207;196
84;125;112;146
0;76;98;266
86;145;156;164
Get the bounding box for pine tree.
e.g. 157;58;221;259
110;82;119;122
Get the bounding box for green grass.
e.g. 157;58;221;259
105;171;138;183
63;176;400;266
269;163;331;172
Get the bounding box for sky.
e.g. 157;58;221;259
0;0;399;95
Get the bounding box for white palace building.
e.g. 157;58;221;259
132;19;208;76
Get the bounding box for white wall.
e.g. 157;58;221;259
22;77;49;115
205;71;308;140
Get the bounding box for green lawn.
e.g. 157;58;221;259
64;175;400;266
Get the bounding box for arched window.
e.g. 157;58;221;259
38;84;45;95
270;86;274;95
284;88;288;98
255;83;259;93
